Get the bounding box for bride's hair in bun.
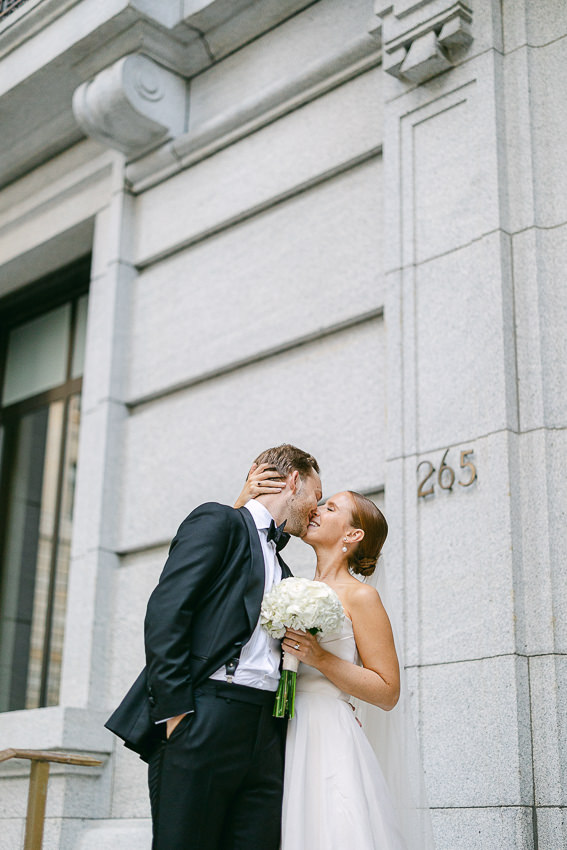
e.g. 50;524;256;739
346;492;388;577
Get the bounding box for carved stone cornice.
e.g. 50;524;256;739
72;54;187;157
372;1;473;85
0;0;317;185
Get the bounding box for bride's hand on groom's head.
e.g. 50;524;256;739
283;628;324;668
233;463;286;508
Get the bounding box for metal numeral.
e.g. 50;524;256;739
417;448;477;498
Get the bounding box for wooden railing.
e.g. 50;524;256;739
0;749;102;850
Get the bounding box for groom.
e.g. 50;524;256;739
105;444;321;850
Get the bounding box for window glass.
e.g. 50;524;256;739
71;295;88;379
45;394;81;705
2;305;70;406
23;396;81;708
0;404;62;710
0;276;88;712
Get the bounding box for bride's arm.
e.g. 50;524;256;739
283;584;400;711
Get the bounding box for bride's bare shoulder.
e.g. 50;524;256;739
345;583;394;642
344;580;385;613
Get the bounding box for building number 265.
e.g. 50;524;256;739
417;449;477;498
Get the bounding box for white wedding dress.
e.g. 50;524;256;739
281;616;408;850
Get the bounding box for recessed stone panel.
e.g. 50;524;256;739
119;319;386;551
408;431;516;665
134;69;382;266
529;38;567;229
128;158;383;402
400;66;499;266
420;656;532;807
413;232;513;452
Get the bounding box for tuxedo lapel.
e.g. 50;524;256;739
238;506;267;632
277;553;293;578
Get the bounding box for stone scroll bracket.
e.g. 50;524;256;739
371;1;473;85
72;54;187;158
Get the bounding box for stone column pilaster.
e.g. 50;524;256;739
374;2;561;847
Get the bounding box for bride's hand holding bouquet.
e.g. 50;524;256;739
261;576;344;717
282;628;324;668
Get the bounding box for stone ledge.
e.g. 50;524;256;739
0;0;314;188
75;819;152;850
0;0;80;60
0;0;316;80
0;706;113;756
430;806;534;850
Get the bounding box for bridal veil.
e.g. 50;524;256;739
352;559;436;850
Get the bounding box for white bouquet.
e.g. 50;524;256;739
261;577;344;717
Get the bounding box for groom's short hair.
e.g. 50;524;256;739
253;444;320;480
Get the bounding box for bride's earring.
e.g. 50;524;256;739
342;538;348;553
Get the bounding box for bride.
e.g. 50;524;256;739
237;465;432;850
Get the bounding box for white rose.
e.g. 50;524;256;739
261;577;344;638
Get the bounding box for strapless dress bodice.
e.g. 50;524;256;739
295;616;358;702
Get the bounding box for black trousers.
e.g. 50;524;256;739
148;681;285;850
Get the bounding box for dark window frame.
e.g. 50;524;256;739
0;256;91;710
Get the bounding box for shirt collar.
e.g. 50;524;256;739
244;498;275;532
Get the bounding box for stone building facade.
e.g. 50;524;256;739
0;1;565;848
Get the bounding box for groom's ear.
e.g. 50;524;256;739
288;470;300;494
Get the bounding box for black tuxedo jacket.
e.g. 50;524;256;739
105;503;291;761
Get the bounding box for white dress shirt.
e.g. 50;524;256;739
210;499;283;691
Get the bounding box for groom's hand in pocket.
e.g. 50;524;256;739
166;713;187;739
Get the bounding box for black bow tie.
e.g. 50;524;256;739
267;519;290;552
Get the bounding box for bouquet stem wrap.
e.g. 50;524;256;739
273;652;299;717
261;577;345;719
